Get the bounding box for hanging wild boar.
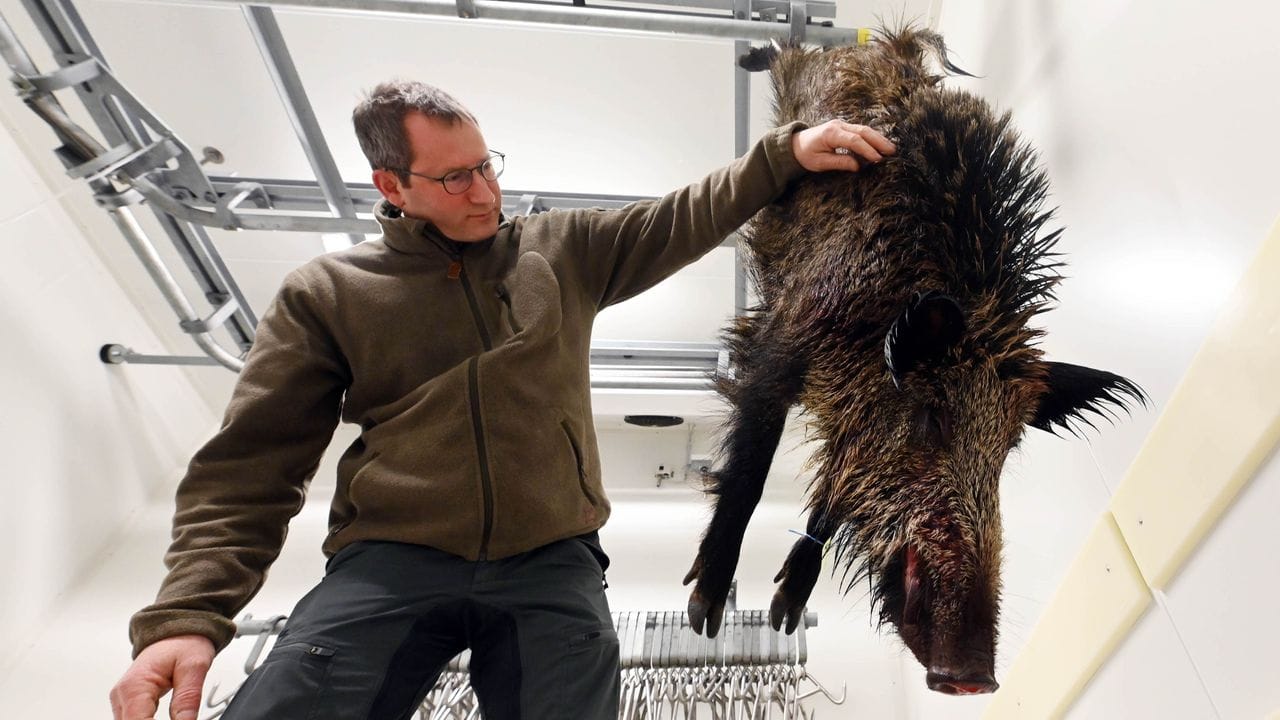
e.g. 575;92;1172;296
682;28;1146;695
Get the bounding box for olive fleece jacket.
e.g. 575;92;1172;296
129;122;807;657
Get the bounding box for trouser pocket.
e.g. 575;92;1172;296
221;642;337;720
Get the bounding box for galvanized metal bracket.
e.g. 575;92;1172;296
788;0;807;44
14;55;99;95
62;141;133;179
93;186;145;208
67;137;180;184
213;181;272;229
178;297;240;334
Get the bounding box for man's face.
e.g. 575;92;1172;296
373;112;502;242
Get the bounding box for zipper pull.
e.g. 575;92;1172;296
447;260;462;280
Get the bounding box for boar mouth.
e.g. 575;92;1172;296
882;543;932;661
881;544;999;695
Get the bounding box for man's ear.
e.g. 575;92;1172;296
372;169;406;207
1029;361;1148;435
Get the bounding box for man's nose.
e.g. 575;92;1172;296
467;172;497;204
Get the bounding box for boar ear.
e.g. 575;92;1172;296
1029;361;1148;436
884;291;965;389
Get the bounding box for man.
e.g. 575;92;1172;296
110;81;894;720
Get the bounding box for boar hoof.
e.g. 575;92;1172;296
687;590;726;638
769;589;806;635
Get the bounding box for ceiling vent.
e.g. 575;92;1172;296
623;414;685;428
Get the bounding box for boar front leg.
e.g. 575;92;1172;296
770;509;834;634
685;325;804;637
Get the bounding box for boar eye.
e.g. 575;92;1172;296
916;405;953;448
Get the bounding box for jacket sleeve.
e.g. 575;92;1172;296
128;268;349;658
573;121;807;309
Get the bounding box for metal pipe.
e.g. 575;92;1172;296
590;377;714;391
243;5;363;246
99;345;224;366
133;176;378;233
105;205;245;371
146;0;860;45
0;7;39;76
732;0;750;317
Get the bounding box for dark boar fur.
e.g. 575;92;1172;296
682;27;1146;695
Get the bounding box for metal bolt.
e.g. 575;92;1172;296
200;146;225;165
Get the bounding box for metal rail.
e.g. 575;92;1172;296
147;0;854;45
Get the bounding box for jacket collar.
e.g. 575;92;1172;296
375;198;507;257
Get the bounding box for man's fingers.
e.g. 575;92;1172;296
116;684;163;720
836;132;883;162
793;119;893;173
830;122;895;157
816;152;861;173
858;126;896;155
169;656;211;720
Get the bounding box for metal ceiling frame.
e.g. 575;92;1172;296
1;0;864;388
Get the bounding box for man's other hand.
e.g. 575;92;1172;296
110;635;215;720
792;119;896;173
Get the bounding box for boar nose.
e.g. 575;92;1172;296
926;668;999;695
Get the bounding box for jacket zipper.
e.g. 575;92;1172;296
433;236;497;560
468;356;494;560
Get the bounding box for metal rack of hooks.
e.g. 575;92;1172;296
208;606;846;719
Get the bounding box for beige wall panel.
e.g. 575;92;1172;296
1109;217;1280;589
982;514;1150;720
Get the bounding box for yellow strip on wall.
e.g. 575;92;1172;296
983;513;1151;719
1109;217;1280;589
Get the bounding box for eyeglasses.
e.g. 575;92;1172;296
391;151;505;195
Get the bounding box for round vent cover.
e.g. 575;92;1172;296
623;414;685;428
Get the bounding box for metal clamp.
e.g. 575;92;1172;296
455;0;476;19
68;138;180;184
179;297;240;334
64;142;135;179
213;181;272;229
15;57;100;96
93;186;145;208
114;138;182;181
788;0;807;44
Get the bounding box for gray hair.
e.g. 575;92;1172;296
352;80;478;183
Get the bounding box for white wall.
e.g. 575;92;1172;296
0;79;217;688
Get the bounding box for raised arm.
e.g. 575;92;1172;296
569;119;893;309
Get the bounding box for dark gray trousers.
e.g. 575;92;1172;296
221;535;620;720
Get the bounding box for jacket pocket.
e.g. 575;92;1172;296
561;419;595;504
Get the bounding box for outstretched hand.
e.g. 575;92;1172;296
110;634;215;720
792;119;896;173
